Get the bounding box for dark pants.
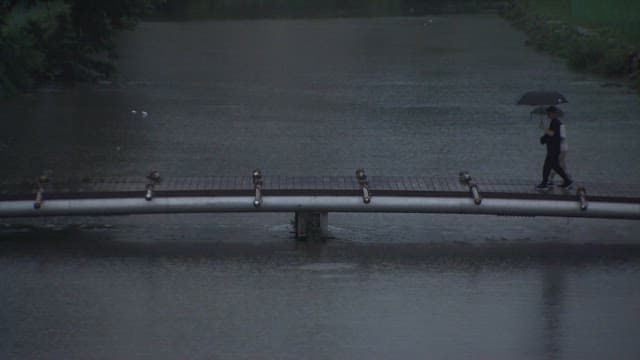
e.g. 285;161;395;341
542;153;570;183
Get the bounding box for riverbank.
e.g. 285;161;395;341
500;0;640;92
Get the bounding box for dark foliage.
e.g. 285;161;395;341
501;0;639;82
1;0;157;96
154;0;497;19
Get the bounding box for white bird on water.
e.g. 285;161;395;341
130;110;148;118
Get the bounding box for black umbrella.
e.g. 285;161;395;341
517;91;567;123
517;91;568;106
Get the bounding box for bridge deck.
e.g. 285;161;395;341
1;176;639;203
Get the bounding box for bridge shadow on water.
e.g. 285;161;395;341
2;223;640;268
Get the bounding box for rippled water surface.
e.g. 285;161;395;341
1;15;640;359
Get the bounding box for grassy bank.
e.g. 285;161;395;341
501;0;640;91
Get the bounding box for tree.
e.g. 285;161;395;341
1;0;159;96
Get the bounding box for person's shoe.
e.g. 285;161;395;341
560;180;574;190
536;182;550;191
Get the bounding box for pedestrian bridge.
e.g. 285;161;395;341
1;170;639;239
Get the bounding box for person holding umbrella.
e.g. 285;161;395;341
548;110;570;185
536;106;573;191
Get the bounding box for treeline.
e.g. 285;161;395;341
153;0;497;20
1;0;157;97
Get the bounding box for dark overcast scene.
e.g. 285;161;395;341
1;0;640;359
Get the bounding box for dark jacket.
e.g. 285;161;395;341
539;118;562;155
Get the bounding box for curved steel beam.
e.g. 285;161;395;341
1;195;639;220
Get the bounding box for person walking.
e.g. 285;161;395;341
536;106;573;191
548;112;569;184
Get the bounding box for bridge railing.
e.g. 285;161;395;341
2;169;640;239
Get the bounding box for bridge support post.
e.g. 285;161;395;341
294;211;328;241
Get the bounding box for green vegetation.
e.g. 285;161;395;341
1;0;158;97
521;0;571;23
571;0;640;36
502;0;640;89
524;0;640;43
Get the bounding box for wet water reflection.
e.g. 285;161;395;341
2;224;640;359
542;266;566;359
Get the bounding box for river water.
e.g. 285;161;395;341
1;15;640;359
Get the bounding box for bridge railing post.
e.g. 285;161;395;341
253;169;263;207
577;186;588;210
145;171;161;201
459;171;482;205
33;175;49;209
356;168;371;204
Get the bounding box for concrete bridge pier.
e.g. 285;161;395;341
294;211;329;241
